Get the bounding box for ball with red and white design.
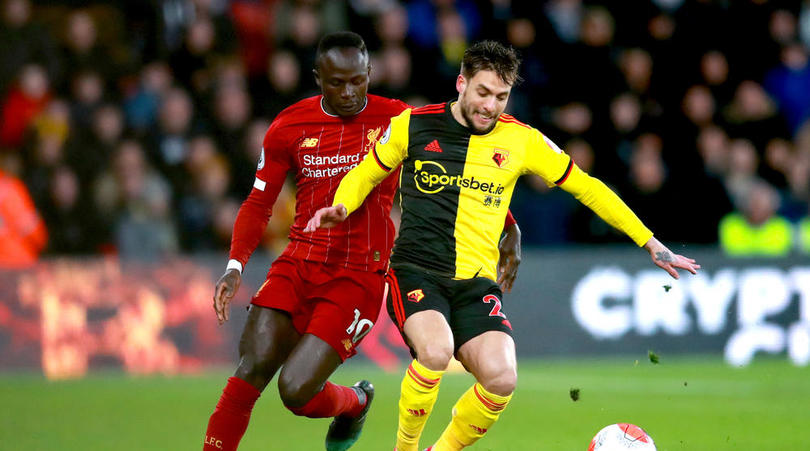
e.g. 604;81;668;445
588;423;657;451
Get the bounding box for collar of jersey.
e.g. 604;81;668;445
320;96;368;118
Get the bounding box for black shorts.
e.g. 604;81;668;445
385;264;514;356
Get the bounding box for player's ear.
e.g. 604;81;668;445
313;68;321;88
456;74;466;95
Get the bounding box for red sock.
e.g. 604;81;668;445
286;382;365;418
203;377;261;451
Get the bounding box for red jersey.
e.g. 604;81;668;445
229;94;410;273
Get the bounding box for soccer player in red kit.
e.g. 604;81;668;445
202;32;521;451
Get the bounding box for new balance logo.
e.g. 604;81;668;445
407;408;428;417
424;140;443;152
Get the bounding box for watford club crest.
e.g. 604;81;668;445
492;148;509;167
407;289;425;303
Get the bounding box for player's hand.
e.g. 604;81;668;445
213;269;241;325
497;223;522;292
643;237;700;279
303;204;348;232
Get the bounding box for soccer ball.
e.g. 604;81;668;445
588;423;656;451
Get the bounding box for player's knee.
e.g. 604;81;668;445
277;370;317;408
235;348;276;389
416;343;454;371
480;367;517;397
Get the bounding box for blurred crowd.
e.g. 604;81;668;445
1;0;809;265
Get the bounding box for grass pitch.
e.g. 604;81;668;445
1;356;807;450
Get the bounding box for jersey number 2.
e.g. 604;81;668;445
483;295;506;318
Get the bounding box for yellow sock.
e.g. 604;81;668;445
432;383;512;451
396;360;444;451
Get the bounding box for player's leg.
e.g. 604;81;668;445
277;333;349;413
431;281;516;451
280;264;385;451
432;331;516;451
204;305;301;451
387;268;454;451
204;256;304;451
235;305;301;390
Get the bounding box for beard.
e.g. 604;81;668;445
459;98;499;135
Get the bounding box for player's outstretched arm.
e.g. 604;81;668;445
497;222;521;292
304;204;348;232
213;269;242;325
642;236;700;279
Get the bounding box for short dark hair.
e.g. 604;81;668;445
461;41;522;86
316;31;368;68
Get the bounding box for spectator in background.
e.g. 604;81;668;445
560;6;620;110
231;118;270;194
0;64;51;150
784;148;810;211
681;84;717;131
760;138;793;190
604;92;644;185
41;165;100;254
719;179;793;257
275;1;342;93
68;69;106;131
544;0;583;45
670;84;718;174
59;9;117;89
253;50;303;119
275;0;348;51
124;61;174;135
95;139;177;260
178;152;232;251
503;15;556;125
65;103;123;191
375;45;414;100
170;17;219;96
621;134;679;240
373;3;409;49
0;0;60;97
724;138;761;208
0;166;47;268
764;42;810;135
21;99;70;208
699;50;734;106
767;9;800;70
210;82;252;196
696;125;729;177
406;0;480;50
617;47;657;108
723;80;790;150
146;87;196;193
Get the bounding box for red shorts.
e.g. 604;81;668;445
252;255;387;361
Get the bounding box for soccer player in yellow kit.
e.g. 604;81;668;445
306;41;700;451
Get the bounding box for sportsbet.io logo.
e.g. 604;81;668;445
413;160;505;196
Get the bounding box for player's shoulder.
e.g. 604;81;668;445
410;102;447;116
497;113;532;130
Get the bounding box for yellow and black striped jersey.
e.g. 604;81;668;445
334;101;653;281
